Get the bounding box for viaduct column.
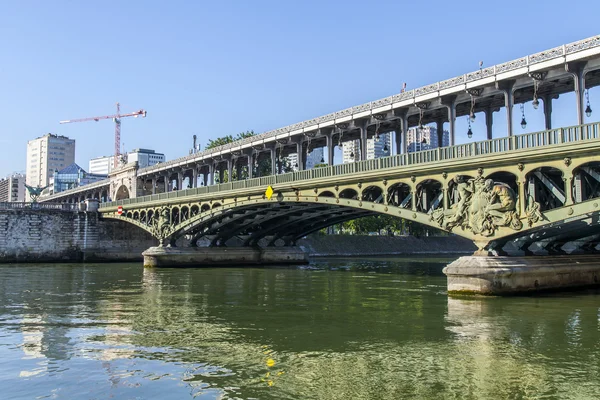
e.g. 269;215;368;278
359;120;368;161
326;133;334;166
543;95;553;130
151;177;157;194
566;63;587;126
442;96;457;146
164;173;169;192
295;141;304;171
227;158;233;183
270;148;277;175
208;163;214;185
192;168;198;188
484;107;494;140
496;80;515;137
235;158;242;181
247;153;253;179
177;170;183;190
436;119;444;147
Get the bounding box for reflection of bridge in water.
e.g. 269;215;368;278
40;35;600;294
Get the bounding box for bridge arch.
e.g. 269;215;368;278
339;188;359;199
115;185;130;201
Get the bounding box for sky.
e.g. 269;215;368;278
1;0;599;177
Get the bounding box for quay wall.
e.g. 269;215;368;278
0;208;157;263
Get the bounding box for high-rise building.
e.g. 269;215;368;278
406;126;449;153
89;148;165;175
342;133;392;164
0;173;26;202
287;147;325;171
26;133;76;188
342;140;361;164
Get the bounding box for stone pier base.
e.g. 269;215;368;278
443;255;600;295
142;246;309;268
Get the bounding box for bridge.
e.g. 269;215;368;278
39;35;600;295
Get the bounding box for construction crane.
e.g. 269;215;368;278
60;103;147;168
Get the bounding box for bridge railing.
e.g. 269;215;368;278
100;122;600;209
0;202;79;211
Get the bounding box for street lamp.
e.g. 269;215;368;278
520;104;527;129
467;116;473;139
585;89;593;117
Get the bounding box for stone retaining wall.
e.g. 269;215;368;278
0;209;157;263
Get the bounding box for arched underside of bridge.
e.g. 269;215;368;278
101;193;600;255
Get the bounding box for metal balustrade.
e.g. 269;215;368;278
99;122;600;209
0;202;78;211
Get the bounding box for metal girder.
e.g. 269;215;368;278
209;203;328;246
533;171;566;204
244;206;346;246
286;211;375;245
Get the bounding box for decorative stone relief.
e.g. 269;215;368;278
152;207;174;245
432;175;523;237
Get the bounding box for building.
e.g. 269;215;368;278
0;173;26;202
26;133;76;188
48;163;107;195
287;147;325;171
89;148;165;175
342;140;361;164
342;133;391;164
406;126;450;153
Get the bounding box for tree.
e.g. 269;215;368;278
206;130;255;150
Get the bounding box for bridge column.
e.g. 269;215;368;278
295;141;304;170
208;164;214;185
326;134;334;166
218;162;225;184
227;159;233;182
566;63;587;126
359;120;368;161
177;171;183;190
151;177;157;194
436;119;444;147
484;107;494;140
442;188;449;210
247;154;253;179
496;80;515;137
235;158;242;180
163;174;169;193
192;168;198;188
543;95;553;130
270;148;277;175
401;113;409;153
442;96;457;146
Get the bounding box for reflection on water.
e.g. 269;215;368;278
0;259;599;399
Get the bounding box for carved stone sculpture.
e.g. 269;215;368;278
153;207;173;245
432;175;524;237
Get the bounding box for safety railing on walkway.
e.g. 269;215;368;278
99;122;600;209
0;202;79;211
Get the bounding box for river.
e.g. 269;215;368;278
0;258;598;399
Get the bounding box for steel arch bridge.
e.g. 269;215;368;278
99;123;600;255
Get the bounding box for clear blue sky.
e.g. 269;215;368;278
1;1;599;177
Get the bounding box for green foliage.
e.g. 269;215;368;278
322;215;439;237
313;163;328;169
206;130;255;150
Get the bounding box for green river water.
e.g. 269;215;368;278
0;258;599;399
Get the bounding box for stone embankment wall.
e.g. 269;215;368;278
298;235;476;257
0;209;157;263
